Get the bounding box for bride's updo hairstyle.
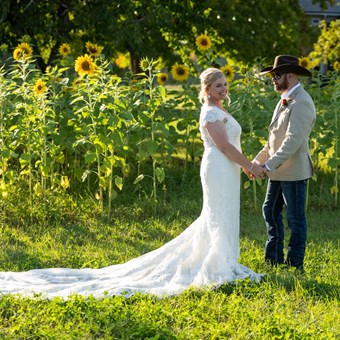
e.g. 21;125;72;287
199;67;227;104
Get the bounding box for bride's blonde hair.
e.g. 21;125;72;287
198;68;230;104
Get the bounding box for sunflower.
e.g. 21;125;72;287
115;53;130;69
74;54;96;76
139;57;150;71
156;72;168;85
110;74;122;85
60;176;70;189
59;43;71;57
196;34;212;51
13;48;23;60
333;61;340;71
220;65;235;81
171;63;189;81
129;79;140;92
13;42;33;60
34;79;47;95
0;181;8;198
70;78;83;92
299;57;314;70
85;41;103;57
330;186;339;195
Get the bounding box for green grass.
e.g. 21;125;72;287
0;171;339;339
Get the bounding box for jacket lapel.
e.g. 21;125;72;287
269;86;301;129
269;101;284;128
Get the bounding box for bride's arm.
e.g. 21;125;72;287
205;120;265;178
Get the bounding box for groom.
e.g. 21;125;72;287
254;55;316;271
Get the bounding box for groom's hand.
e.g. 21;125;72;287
250;161;267;179
242;166;253;179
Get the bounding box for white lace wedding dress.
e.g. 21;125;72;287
0;104;263;299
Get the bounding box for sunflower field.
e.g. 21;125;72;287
0;35;339;217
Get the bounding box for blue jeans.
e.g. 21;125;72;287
263;179;308;269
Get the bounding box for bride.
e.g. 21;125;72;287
0;68;265;299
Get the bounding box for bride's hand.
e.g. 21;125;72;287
249;162;266;179
242;167;254;180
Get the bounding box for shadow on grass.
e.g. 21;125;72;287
1;249;47;272
265;272;340;301
196;273;340;302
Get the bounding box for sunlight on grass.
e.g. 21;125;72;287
0;186;339;338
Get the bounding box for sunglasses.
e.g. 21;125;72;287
272;73;286;81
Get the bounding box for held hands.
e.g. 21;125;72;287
243;161;267;179
250;162;267;179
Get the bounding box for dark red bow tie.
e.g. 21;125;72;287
282;98;288;106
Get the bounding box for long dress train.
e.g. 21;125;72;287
0;104;263;299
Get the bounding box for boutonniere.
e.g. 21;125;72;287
282;98;288;106
282;96;293;106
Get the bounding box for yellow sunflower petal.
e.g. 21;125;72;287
171;63;189;82
59;43;71;57
34;79;47;95
299;57;314;70
139;57;150;71
330;186;339;195
115;53;130;69
13;42;33;60
332;61;340;71
13;48;23;60
156;73;168;85
75;54;96;76
85;41;103;57
220;65;235;81
196;34;212;51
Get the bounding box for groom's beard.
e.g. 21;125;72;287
275;75;289;92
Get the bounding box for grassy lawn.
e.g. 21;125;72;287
0;173;339;339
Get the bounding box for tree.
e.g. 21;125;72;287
309;19;340;65
0;0;335;71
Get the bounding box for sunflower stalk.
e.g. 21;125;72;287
11;57;36;215
0;68;9;197
331;71;339;206
138;57;168;203
148;62;157;202
36;93;48;198
87;78;104;211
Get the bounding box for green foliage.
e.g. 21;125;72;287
0;0;327;70
309;19;340;64
309;68;339;206
0;45;339;214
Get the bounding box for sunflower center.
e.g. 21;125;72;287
177;68;185;75
82;61;90;71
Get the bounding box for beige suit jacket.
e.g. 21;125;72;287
255;85;316;181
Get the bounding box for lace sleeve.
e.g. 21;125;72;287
200;106;227;126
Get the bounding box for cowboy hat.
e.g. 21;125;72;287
259;55;312;77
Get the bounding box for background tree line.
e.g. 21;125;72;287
0;0;336;72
